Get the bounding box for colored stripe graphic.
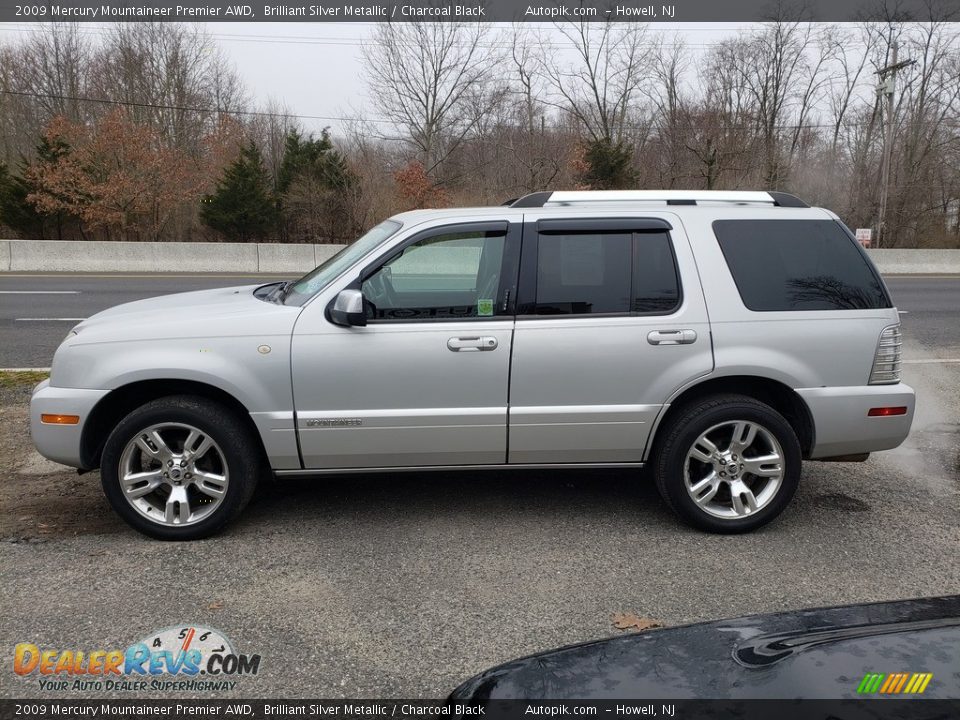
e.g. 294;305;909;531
857;672;932;694
904;674;921;694
893;673;910;693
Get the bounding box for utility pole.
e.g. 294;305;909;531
875;42;915;248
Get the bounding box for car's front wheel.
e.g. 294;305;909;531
654;394;801;533
100;396;262;540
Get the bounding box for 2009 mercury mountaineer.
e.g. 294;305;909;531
30;190;915;539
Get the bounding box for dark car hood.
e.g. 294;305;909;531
450;596;960;700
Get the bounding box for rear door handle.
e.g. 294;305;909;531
647;329;697;346
447;336;498;352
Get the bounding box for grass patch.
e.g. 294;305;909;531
0;370;50;388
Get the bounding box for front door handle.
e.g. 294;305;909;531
447;336;498;352
647;329;697;346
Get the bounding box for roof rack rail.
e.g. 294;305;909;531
508;190;809;209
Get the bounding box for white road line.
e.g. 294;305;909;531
0;290;80;294
14;317;86;322
0;367;50;372
903;358;960;364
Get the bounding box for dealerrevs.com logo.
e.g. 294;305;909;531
13;625;261;692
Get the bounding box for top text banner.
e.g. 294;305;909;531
0;0;951;23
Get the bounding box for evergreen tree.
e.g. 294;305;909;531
0;162;42;237
0;135;75;239
276;129;358;241
201;142;278;242
277;129;353;196
580;138;637;190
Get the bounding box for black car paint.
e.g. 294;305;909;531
449;596;960;700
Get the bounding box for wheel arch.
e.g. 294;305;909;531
80;379;266;470
645;375;815;460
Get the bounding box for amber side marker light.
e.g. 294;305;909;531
867;407;908;417
41;414;80;425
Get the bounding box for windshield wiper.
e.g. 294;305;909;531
275;280;294;304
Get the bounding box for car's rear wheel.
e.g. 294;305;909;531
100;396;262;540
654;394;801;533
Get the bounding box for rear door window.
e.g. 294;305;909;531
713;220;890;311
535;233;632;315
528;230;680;316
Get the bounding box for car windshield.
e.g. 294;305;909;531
281;220;402;306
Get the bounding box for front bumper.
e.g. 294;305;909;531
30;380;110;469
796;383;915;459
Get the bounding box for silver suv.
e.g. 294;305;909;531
30;190;915;539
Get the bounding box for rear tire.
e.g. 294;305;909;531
100;396;263;540
653;394;801;533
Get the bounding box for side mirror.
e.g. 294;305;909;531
329;289;367;327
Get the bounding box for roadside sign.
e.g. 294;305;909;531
855;228;872;247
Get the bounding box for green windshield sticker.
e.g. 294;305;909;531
477;298;494;316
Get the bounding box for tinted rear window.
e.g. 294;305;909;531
535;233;632;315
532;231;680;315
713;220;890;311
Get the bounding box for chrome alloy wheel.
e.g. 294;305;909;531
118;423;229;527
683;420;784;519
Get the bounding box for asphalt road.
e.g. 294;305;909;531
0;273;958;368
0;273;289;368
0;272;958;700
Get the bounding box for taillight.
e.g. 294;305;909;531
869;324;902;385
868;406;908;417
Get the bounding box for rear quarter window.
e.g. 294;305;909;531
712;219;891;311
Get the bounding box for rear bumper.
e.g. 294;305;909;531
30;380;109;469
796;383;915;459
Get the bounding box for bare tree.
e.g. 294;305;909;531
490;27;569;194
362;22;502;175
90;23;248;154
246;97;299;187
646;41;690;187
878;16;960;246
826;24;878;151
2;19;957;248
542;20;653;144
0;24;90;164
731;19;828;187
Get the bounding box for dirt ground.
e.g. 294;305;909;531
0;378;120;541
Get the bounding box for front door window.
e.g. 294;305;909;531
361;230;507;321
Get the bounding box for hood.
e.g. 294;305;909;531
70;284;301;343
449;595;960;700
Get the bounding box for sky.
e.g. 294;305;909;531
0;21;760;138
204;22;751;137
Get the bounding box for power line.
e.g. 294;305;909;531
3;88;958;134
0;89;396;125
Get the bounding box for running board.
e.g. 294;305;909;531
275;462;646;478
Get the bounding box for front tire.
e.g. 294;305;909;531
654;394;801;533
100;396;262;540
